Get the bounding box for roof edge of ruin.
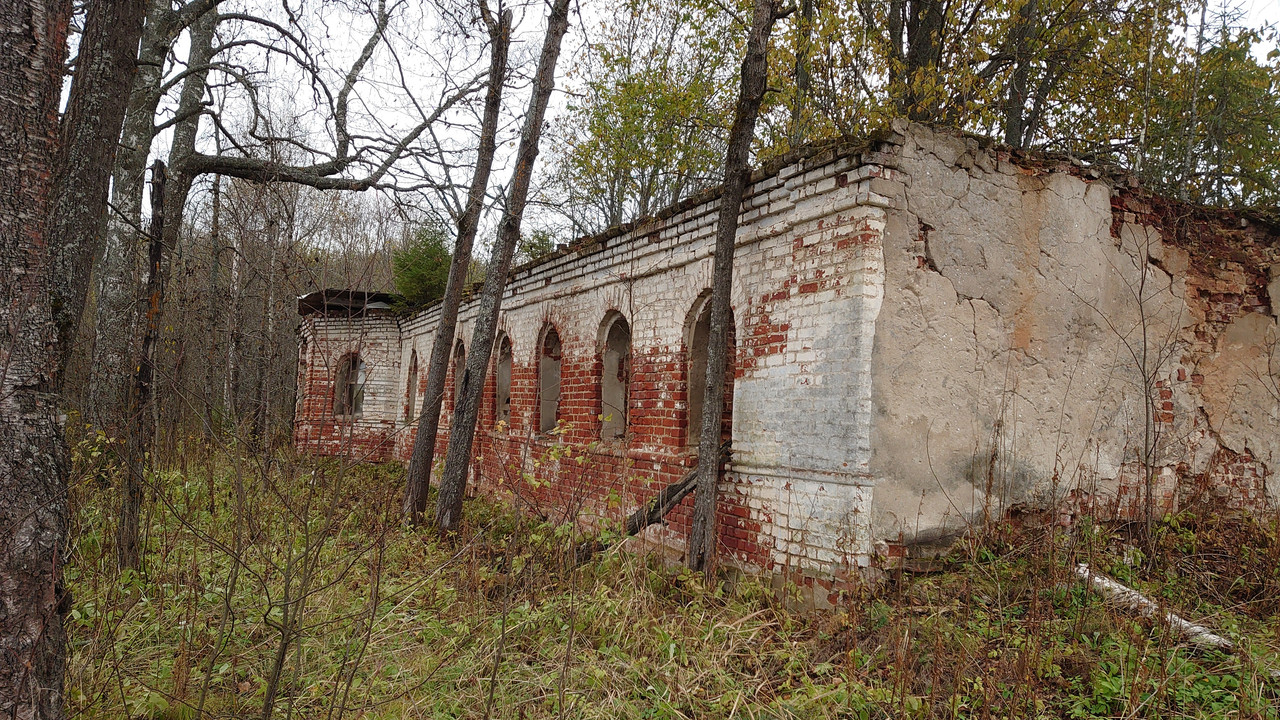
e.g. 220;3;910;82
308;121;1276;320
298;288;400;318
505;126;900;279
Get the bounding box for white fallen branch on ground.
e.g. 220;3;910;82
1074;563;1233;652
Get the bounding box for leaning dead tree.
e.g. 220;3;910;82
574;442;732;563
403;0;512;524
434;0;573;533
118;161;167;570
686;0;783;572
116;6;219;568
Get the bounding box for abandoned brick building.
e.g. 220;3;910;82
295;122;1280;589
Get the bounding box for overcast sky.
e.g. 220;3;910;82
125;0;1280;253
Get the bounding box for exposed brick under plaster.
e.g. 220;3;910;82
295;123;1279;601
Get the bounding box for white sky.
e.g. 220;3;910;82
1240;0;1279;57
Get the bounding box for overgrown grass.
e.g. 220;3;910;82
65;444;1280;719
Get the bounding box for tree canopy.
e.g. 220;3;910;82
541;0;1280;236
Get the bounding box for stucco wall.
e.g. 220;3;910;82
869;122;1279;553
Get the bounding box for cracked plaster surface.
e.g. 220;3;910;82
866;124;1280;546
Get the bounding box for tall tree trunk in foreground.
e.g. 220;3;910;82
48;0;147;385
434;0;572;532
687;0;780;573
119;161;167;571
403;2;511;524
117;8;216;568
0;0;72;715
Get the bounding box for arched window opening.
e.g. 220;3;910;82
600;314;631;440
450;340;466;413
538;327;562;434
334;354;365;418
404;349;418;423
686;296;734;447
495;334;512;428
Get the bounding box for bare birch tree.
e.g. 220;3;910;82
47;0;147;385
434;0;573;533
90;0;485;433
92;0;223;422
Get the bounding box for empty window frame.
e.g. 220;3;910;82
450;340;466;413
495;334;512;427
404;349;418;423
685;296;734;446
334;353;365;418
538;327;562;434
599;313;631;439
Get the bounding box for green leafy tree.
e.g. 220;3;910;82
546;0;1276;231
1151;23;1280;205
392;226;451;308
544;0;742;235
1044;3;1280;205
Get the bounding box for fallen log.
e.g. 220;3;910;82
574;442;730;564
1073;562;1233;652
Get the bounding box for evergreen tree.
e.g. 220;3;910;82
392;225;452;308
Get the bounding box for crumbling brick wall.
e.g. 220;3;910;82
294;315;402;462
297;136;899;584
295;123;1279;597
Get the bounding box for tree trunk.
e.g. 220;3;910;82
117;6;215;569
998;0;1041;149
252;216;281;452
91;0;179;427
0;1;73;714
1178;0;1208;201
118;161;167;570
902;0;945;121
203;173;222;439
90;0;218;427
1074;563;1233;651
433;0;572;532
687;0;779;573
1002;59;1030;148
225;138;242;424
402;2;511;524
48;0;147;387
789;0;814;145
